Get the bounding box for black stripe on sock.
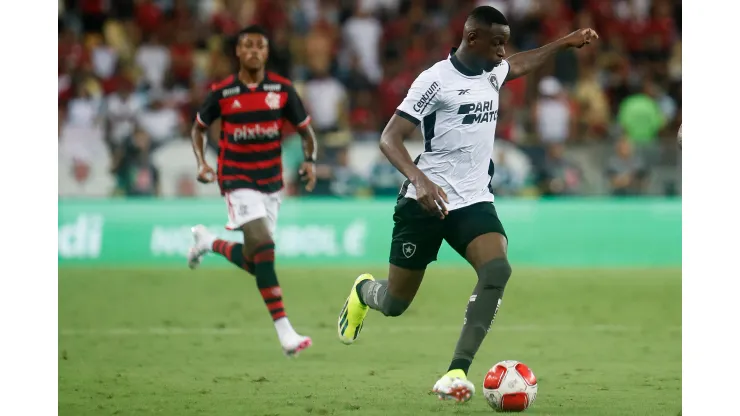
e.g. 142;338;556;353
253;242;276;256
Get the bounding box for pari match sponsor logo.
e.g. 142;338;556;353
458;100;499;125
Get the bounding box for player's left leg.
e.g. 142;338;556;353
190;189;311;357
189;225;257;274
432;202;511;402
338;197;444;344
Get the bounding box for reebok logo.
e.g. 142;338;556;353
457;89;470;95
458;100;498;125
412;82;440;114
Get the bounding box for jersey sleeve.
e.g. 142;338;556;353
283;84;311;129
195;89;221;127
395;69;444;125
500;60;512;85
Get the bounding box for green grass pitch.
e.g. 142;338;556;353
59;267;681;415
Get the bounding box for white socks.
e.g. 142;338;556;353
274;317;299;344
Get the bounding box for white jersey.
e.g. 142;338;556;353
395;49;510;211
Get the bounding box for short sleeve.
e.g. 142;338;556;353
283;84;311;129
499;60;511;85
195;89;221;127
395;69;443;125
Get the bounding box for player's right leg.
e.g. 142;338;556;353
189;189;310;357
338;198;443;344
239;215;312;357
338;265;425;344
433;203;510;403
187;189;257;273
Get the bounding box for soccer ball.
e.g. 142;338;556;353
482;360;538;412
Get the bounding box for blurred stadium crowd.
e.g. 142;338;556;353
58;0;682;199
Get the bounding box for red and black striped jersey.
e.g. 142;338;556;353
196;72;311;194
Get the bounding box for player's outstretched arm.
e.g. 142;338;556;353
506;28;599;82
380;115;448;218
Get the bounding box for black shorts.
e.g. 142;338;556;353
389;198;508;270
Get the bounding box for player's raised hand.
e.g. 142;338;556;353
196;163;216;184
414;175;449;219
564;28;599;48
299;161;317;192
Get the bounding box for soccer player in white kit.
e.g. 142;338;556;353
337;6;598;402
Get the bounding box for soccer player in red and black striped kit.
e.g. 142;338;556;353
187;26;318;357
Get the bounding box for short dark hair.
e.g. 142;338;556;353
237;25;269;41
467;6;508;26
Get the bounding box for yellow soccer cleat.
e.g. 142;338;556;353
432;369;476;403
337;273;375;345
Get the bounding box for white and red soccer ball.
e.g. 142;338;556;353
482;360;538;412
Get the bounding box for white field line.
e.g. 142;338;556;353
59;324;681;337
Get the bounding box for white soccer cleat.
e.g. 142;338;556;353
187;225;214;270
281;334;312;358
433;371;476;403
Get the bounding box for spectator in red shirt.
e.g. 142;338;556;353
59;29;88;72
349;89;378;139
377;51;414;125
539;0;574;39
405;32;428;71
254;0;289;35
211;8;240;36
99;62;128;95
170;31;194;87
136;0;163;35
648;0;676;50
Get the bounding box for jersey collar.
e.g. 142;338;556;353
448;47;483;77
